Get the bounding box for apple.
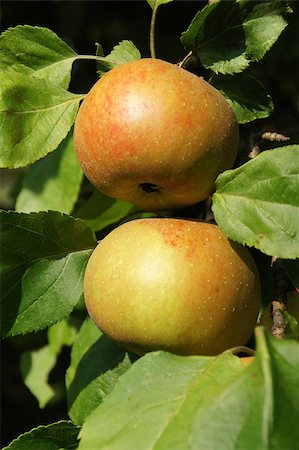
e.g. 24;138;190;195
240;356;255;367
84;218;261;356
74;58;239;211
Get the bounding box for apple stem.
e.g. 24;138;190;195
223;346;256;357
150;6;158;58
178;51;193;68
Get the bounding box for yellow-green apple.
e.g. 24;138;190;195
84;219;261;356
240;356;255;367
74;58;239;211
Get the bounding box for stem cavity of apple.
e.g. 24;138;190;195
139;183;160;193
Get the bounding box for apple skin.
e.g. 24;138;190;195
74;58;239;211
84;219;261;356
240;356;255;367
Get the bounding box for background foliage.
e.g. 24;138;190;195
1;1;299;448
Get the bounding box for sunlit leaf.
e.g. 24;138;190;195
78;328;299;450
96;40;141;77
147;0;175;10
212;146;299;258
0;25;77;88
0;71;84;168
20;346;57;408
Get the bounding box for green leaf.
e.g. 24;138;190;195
96;40;141;77
19;320;77;408
0;71;84;169
48;319;77;355
147;0;175;10
3;420;80;450
241;0;291;61
283;311;299;340
0;210;97;337
74;190;135;232
181;0;291;74
212;146;299;258
0;210;96;268
0;26;77;88
20;345;57;408
15;131;83;214
78;351;213;450
78;327;299;450
211;73;273;123
66;318;135;425
4;248;91;337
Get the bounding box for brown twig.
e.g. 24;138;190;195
248;130;290;159
248;144;260;159
261;132;290;142
271;262;290;339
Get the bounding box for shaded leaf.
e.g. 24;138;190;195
181;1;290;74
3;249;92;337
0;210;96;266
0;211;96;336
96;40;141;77
16;131;83;214
0;71;84;168
66;318;135;425
211;73;273;123
212;146;299;258
3;420;80;450
74;189;135;232
0;25;77;88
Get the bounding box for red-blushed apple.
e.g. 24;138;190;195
74;58;239;211
84;218;261;356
